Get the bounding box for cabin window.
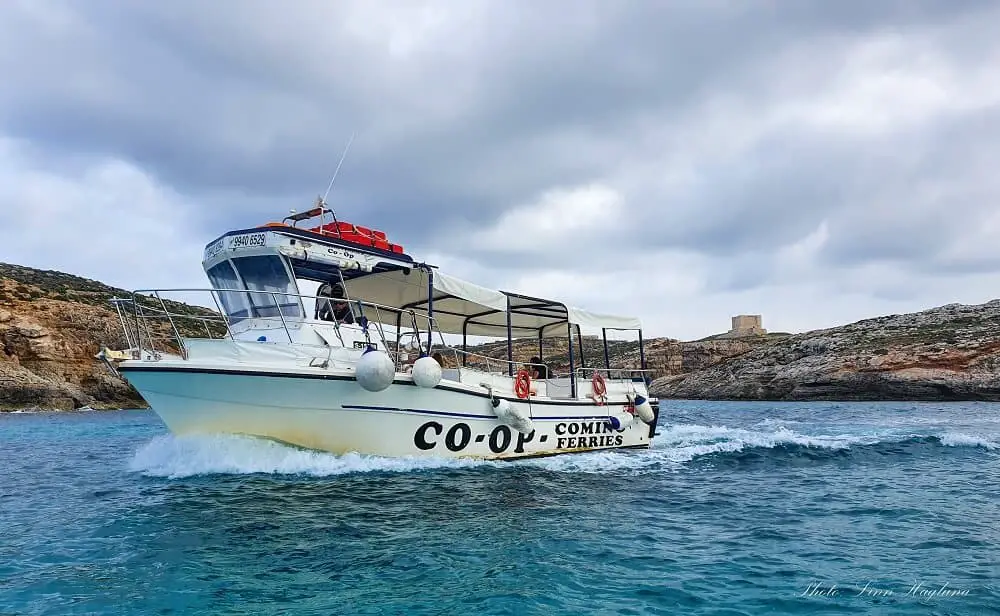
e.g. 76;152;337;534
231;255;303;319
206;261;252;323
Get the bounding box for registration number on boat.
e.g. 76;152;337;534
229;233;267;249
203;238;225;260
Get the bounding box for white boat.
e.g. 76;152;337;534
101;203;660;460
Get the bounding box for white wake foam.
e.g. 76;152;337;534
128;422;999;479
938;432;999;450
129;434;492;479
650;423;879;463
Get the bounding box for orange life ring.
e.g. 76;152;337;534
515;369;532;399
591;373;607;405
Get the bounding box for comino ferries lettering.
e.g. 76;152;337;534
555;420;624;449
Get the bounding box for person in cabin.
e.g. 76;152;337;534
315;280;335;321
329;284;356;324
315;279;355;324
523;356;548;396
528;356;548;380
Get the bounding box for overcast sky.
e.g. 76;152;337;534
2;0;999;340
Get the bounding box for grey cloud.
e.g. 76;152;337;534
817;106;1000;268
5;2;989;200
2;0;1000;335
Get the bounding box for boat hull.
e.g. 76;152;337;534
119;364;655;460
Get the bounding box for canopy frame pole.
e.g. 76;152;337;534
538;330;543;362
459;307;503;368
425;267;434;354
462;321;468;367
395;311;402;361
576;324;586;370
602;328;610;370
506;295;514;376
639;329;648;384
567;321;576;398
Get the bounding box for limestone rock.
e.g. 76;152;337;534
0;264;149;411
651;299;1000;401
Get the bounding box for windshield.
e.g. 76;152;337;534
206;261;252;323
231;255;303;319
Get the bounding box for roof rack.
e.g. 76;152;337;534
283;206;330;226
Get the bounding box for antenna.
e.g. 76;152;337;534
321;132;356;206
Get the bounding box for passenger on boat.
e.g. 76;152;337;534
316;281;355;324
529;357;548;380
432;352;444;366
525;356;548;396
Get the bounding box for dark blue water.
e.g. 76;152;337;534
2;402;998;615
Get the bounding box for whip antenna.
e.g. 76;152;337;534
322;132;356;205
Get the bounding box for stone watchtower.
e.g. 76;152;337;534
726;315;766;337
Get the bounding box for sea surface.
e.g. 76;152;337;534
1;401;998;615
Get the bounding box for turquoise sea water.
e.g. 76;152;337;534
1;401;998;615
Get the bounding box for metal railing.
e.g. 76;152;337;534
571;366;657;381
109;294;231;359
417;345;548;379
107;288;649;389
111;288;462;365
421;334;645;389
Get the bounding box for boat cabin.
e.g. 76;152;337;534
201;207;414;322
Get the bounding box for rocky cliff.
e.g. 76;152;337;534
650;300;1000;401
5;261;997;409
0;263;215;411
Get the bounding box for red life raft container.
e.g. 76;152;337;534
307;220;403;254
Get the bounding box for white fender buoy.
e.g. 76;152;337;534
606;412;635;432
492;399;535;435
355;348;395;392
629;393;656;424
411;356;442;388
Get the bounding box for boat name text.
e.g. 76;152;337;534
204;238;225;260
327;247;358;260
554;421;625;449
413;420;623;454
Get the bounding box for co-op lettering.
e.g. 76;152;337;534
413;420;624;453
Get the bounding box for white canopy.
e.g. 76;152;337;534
342;268;641;337
566;306;642;331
